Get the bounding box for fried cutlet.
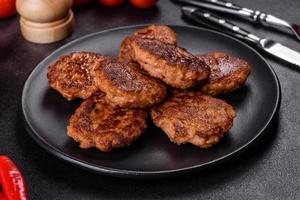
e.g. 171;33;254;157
197;52;251;96
119;36;136;62
119;25;209;89
131;37;210;88
92;58;166;108
67;92;148;152
47;52;105;100
151;91;236;148
134;24;177;45
119;25;177;62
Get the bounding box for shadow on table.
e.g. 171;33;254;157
15;108;280;199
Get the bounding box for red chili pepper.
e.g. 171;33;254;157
0;156;28;200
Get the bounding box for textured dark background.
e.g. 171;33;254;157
0;0;300;199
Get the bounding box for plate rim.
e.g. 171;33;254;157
21;24;281;178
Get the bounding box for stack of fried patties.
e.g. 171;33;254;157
47;25;251;152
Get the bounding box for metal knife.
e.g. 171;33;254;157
175;0;300;41
182;6;300;68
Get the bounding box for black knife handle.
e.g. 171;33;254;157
189;9;261;44
179;0;253;17
178;0;264;22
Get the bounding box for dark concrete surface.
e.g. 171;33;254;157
0;0;299;199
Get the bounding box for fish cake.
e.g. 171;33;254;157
92;58;166;108
131;37;210;89
47;52;105;100
151;91;236;148
197;52;251;96
67;92;148;152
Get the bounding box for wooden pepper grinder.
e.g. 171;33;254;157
16;0;75;44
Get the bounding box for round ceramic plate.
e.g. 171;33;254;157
22;25;280;178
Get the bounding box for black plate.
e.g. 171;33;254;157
22;25;280;178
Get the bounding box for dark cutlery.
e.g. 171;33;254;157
182;6;300;67
174;0;300;41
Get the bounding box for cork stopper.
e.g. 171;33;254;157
16;0;74;44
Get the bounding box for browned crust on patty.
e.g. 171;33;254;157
134;24;177;45
197;52;251;96
151;91;236;148
132;37;210;89
92;57;167;108
47;52;105;101
119;25;177;62
67;92;148;152
119;36;136;62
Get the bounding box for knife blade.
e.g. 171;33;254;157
182;6;300;67
259;39;300;67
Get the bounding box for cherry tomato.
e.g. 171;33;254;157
130;0;158;9
73;0;93;6
0;0;16;18
99;0;125;7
